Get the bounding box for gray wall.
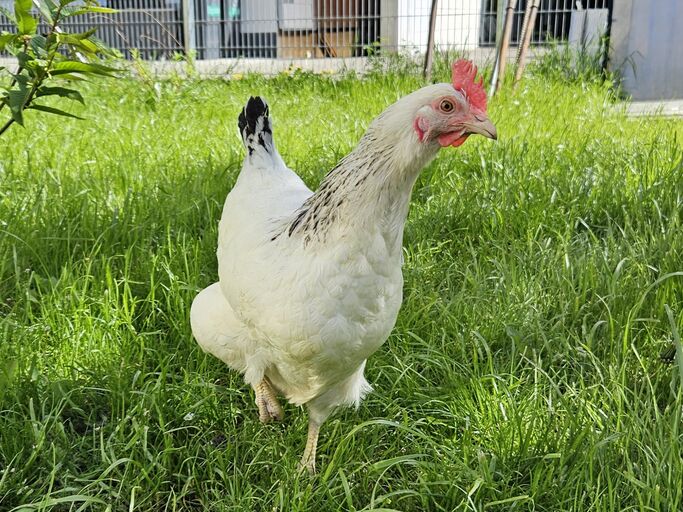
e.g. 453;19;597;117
610;0;683;100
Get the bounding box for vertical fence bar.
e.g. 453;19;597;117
600;0;613;71
494;0;505;50
182;0;194;56
380;0;397;52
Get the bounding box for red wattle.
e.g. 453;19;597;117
438;132;469;147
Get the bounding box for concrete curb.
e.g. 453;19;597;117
625;100;683;117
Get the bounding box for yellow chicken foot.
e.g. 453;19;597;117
298;417;320;474
254;378;284;423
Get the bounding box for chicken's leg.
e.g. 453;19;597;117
254;378;284;423
298;417;320;474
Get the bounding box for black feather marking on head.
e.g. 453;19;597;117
239;96;272;155
238;107;248;136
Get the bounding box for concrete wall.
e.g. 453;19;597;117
610;0;683;100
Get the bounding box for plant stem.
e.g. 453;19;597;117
0;5;64;136
20;6;63;111
0;117;14;136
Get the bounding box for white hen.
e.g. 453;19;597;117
190;60;496;472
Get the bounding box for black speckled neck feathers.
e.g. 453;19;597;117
283;114;437;246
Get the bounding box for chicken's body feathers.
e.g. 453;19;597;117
197;96;410;421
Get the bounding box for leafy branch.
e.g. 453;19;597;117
0;0;119;137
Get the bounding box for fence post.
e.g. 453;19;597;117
494;0;505;50
423;0;438;81
182;0;196;56
380;0;398;52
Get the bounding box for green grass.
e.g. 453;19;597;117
1;62;683;511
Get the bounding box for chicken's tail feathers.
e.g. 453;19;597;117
238;96;274;156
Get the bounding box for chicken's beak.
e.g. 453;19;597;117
464;114;497;140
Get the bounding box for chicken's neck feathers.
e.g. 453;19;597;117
286;111;439;251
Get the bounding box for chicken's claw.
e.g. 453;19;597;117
254;378;284;423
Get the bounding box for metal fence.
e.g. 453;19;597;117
0;0;612;66
480;0;610;47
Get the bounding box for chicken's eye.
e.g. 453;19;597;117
440;99;455;113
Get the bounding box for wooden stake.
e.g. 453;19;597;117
514;0;540;85
494;0;518;93
423;0;439;82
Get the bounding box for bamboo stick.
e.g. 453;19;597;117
494;0;518;93
514;0;540;85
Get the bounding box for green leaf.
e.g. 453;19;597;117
51;61;118;76
74;34;116;57
16;52;33;69
8;89;30;125
6;72;31;126
14;0;38;35
664;305;683;391
59;34;100;55
45;31;58;51
0;33;18;52
24;58;48;78
27;104;84;119
32;0;56;24
84;35;113;55
60;5;117;16
51;73;88;81
36;86;84;104
67;27;98;40
13;73;30;88
29;34;48;57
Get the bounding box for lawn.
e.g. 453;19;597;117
1;59;682;511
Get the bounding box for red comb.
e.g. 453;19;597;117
451;59;487;112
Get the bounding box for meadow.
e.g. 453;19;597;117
1;57;682;511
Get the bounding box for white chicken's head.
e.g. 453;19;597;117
375;60;496;154
412;60;496;148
